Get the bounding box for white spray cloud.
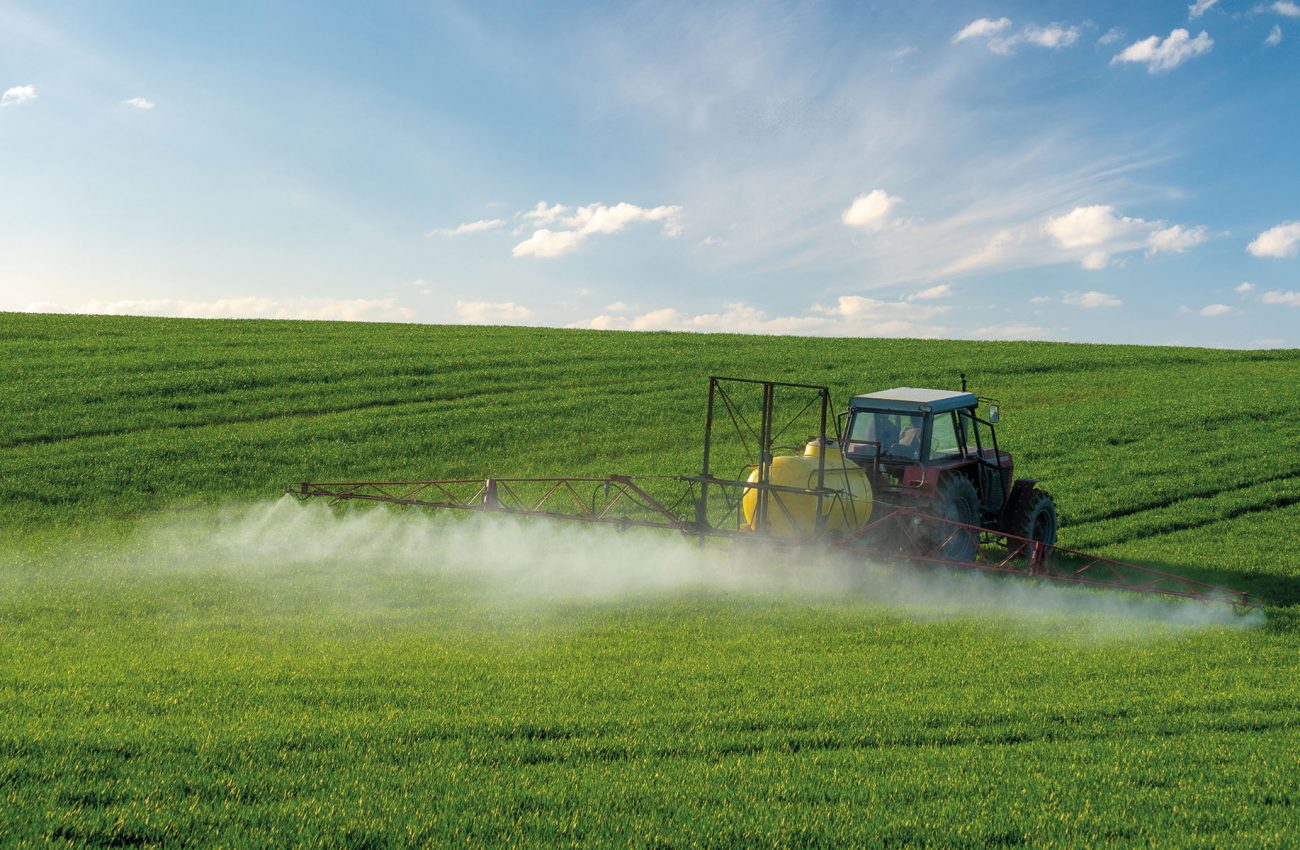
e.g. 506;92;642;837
122;498;1261;631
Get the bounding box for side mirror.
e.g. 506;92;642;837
988;404;1000;424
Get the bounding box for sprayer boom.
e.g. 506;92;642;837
288;375;1262;614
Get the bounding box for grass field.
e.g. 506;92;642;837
2;311;1298;847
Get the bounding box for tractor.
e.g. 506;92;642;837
840;383;1058;560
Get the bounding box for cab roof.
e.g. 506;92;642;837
849;387;978;414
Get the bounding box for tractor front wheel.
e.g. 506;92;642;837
928;475;980;561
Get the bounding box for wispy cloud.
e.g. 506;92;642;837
1062;290;1123;308
121;96;154;109
428;218;504;237
1148;224;1208;254
1111;29;1213;73
952;17;1011;44
22;297;415;322
1199;303;1232;316
1265;25;1283;46
1;84;37;107
571;5;1191;292
1247;221;1300;257
1261;290;1300;306
909;283;951;301
990;23;1081;55
1188;0;1219;18
952;18;1080;54
1272;1;1300;18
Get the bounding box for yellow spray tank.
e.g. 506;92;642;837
741;438;873;539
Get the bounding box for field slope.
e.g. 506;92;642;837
2;312;1298;848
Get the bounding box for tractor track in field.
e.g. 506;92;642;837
463;709;1300;768
1081;491;1300;550
1067;469;1300;528
0;385;687;453
0;396;462;451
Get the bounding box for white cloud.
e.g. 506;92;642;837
1148;224;1208;253
512;201;683;258
23;297;414;322
970;323;1050;340
1029;295;1052;304
575;296;952;338
604;301;629;312
1261;290;1300;306
1098;28;1124;45
121;97;154;109
429;218;504;237
1081;251;1110;270
993;23;1081;54
842;189;903;232
523;202;571;226
1235;281;1255;294
910;283;951;300
1189;0;1218;17
1;84;37;108
893;46;918;59
511;228;585;258
1023;23;1080;48
1042;205;1207;269
566;202;683;237
1062;290;1122;308
952;18;1011;43
1111;29;1213;73
1045;205;1140;249
818;295;949;323
1247;221;1300;258
1265;25;1283;46
1273;1;1300;17
454;300;535;323
1199;303;1233;316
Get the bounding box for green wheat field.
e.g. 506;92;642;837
2;311;1298;848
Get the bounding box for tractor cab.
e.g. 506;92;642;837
842;387;1012;517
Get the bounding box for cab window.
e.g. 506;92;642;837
929;411;961;459
847;411;925;459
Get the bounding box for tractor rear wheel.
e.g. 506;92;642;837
929;475;980;561
1009;487;1058;556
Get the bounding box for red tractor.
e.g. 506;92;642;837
841;383;1058;560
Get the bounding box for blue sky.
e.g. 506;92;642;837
2;0;1298;347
